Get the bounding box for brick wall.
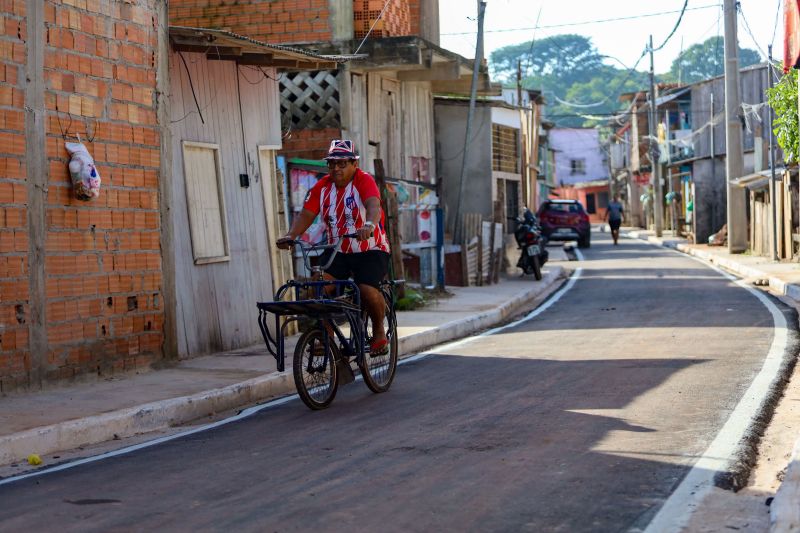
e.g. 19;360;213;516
169;0;427;44
407;0;421;38
169;0;333;44
0;0;29;390
281;127;341;161
0;0;165;391
353;0;410;38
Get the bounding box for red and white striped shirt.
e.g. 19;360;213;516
303;168;390;254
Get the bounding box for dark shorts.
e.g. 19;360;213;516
320;250;390;288
609;219;621;231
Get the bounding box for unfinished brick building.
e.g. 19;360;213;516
0;0;169;391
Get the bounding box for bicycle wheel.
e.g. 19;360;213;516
359;288;398;393
293;328;339;410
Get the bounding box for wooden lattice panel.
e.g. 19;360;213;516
280;71;340;130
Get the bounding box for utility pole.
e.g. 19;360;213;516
648;35;663;237
517;59;528;208
710;92;715;234
768;45;778;260
453;0;486;244
723;0;747;252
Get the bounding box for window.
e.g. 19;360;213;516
182;141;230;265
492;124;519;173
570;158;586;175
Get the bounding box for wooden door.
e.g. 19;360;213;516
258;146;292;293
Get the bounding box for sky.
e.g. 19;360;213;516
438;0;785;78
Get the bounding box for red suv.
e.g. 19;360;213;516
536;199;591;248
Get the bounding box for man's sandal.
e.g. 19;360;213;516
369;338;389;356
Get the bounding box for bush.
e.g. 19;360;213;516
395;288;425;311
766;67;799;164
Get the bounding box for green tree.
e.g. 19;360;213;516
559;67;650;127
766;68;798;163
491;35;628;127
490;34;604;87
666;36;761;84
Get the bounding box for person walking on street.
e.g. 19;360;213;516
605;195;624;245
276;140;391;354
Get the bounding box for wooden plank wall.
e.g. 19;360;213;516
169;51;281;358
691;65;769;160
401;81;435;181
459;214;503;286
363;73;435;183
347;72;369;172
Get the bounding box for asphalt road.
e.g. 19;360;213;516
0;231;794;532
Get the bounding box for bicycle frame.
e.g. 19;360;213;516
257;278;364;372
256;234;366;373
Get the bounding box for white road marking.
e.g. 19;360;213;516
0;254;585;487
626;237;791;532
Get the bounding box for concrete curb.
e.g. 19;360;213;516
398;266;565;355
0;266;566;467
0;371;295;466
626;229;800;532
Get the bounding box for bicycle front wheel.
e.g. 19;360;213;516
359;290;398;393
293;328;339;410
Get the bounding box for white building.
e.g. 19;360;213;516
549;128;608;186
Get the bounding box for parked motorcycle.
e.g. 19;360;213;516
514;208;548;281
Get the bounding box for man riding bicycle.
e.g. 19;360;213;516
276;140;391;355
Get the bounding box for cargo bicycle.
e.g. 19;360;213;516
256;234;400;410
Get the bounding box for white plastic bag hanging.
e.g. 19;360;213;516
65;141;101;200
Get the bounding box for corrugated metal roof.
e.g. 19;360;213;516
731;168;785;191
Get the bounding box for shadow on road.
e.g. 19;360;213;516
0;355;714;533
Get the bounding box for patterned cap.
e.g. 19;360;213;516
324;139;360;160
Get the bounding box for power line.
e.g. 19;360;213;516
651;0;689;52
771;0;781;49
551;50;647;109
353;0;393;55
441;3;719;36
523;5;544;78
737;2;767;58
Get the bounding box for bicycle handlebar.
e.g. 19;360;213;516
281;233;359;273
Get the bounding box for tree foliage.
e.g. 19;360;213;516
766;68;799;164
665;36;761;84
488;34;762;128
490;34;646;127
490;34;604;87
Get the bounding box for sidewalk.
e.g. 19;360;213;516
622;227;800;533
0;248;570;470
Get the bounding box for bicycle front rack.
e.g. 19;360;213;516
256;279;361;372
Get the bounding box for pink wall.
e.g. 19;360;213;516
553;185;610;223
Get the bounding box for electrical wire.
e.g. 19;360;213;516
771;0;781;49
737;3;767;58
354;0;394;55
441;3;719;35
551;50;647;109
522;5;544;78
177;51;204;125
651;0;689;52
670;8;725;76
